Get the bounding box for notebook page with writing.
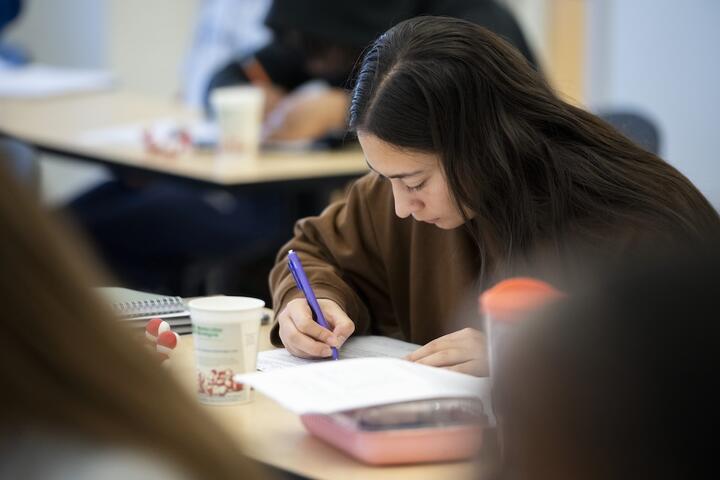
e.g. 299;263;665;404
236;357;488;415
257;336;420;372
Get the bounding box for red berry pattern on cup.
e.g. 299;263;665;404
197;368;244;396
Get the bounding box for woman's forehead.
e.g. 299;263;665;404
358;132;438;176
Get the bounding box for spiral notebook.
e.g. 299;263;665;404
97;287;191;333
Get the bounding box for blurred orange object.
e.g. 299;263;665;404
480;278;564;377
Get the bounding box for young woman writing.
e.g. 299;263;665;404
268;16;720;376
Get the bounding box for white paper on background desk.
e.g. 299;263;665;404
235;357;489;415
257;335;420;372
79;119;316;152
77;118;218;146
0;64;114;98
77;121;146;146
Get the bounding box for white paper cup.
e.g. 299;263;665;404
210;86;264;157
188;296;265;405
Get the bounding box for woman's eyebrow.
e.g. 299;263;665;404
365;160;424;179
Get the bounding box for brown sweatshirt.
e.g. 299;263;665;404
269;170;720;347
269;173;482;346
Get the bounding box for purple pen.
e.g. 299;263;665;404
287;250;339;360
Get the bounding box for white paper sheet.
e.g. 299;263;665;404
257;335;420;372
0;64;114;98
77;118;219;147
236;357;488;414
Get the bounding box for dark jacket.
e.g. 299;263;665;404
266;0;537;66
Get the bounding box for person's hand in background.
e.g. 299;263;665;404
277;298;355;358
263;83;349;142
259;82;287;118
406;328;488;376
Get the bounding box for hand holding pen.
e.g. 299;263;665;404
276;250;355;359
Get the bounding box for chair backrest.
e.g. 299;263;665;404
597;110;661;155
0;137;39;195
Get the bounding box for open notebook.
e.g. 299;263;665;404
96;287;191;334
237;357;491;416
257;336;421;372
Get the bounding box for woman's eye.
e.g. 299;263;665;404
406;180;426;193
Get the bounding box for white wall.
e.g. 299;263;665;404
5;0;107;68
107;0;199;98
7;0;200;97
4;0;200;204
586;0;720;207
503;0;550;69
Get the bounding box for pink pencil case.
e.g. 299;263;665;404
300;397;486;465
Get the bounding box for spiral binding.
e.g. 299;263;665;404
114;296;185;318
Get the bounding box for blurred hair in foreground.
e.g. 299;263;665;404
0;164;267;478
491;243;720;480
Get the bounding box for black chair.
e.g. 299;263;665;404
181;238;286;305
0;137;39;194
597;110;661;155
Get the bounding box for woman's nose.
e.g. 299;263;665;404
392;184;422;219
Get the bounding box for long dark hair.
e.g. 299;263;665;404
349;16;719;278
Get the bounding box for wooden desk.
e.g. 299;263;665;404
0;92;368;189
168;320;478;480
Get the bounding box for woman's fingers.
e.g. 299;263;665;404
406;328;487;376
286;300;337;344
319;299;355;348
278;298;355;357
413;348;472;368
278;299;334;358
279;317;333;358
446;359;487;377
407;329;470;362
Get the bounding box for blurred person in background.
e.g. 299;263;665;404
181;0;271;108
0;163;269;479
65;0;537;300
208;0;537;144
492;247;720;480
